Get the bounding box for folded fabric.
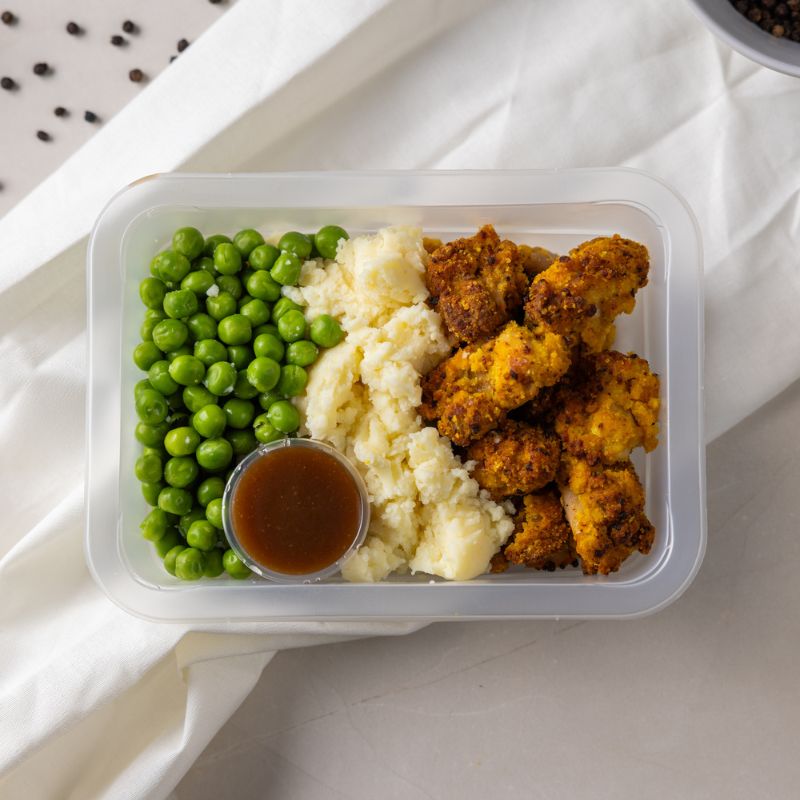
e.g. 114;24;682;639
2;0;799;797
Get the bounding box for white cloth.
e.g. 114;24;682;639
1;0;799;797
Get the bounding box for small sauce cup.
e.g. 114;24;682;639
222;438;370;583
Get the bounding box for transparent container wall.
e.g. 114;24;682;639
119;200;669;591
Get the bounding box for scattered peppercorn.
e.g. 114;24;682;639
54;106;68;117
33;62;50;76
209;0;223;4
729;0;800;42
0;76;16;90
66;21;82;35
110;34;126;46
169;55;177;63
36;130;51;142
84;110;98;123
129;68;144;83
177;38;190;52
1;10;15;25
122;20;136;34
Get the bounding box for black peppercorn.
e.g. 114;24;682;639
0;76;16;90
33;62;49;76
1;10;15;25
122;20;136;34
110;34;125;46
129;68;144;83
169;55;177;63
66;21;82;35
84;110;98;123
54;106;67;117
36;130;51;142
177;38;190;52
209;0;223;4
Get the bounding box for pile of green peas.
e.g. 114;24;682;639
134;224;348;581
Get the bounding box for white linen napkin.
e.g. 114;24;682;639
2;0;799;797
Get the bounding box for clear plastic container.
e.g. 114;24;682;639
85;170;705;621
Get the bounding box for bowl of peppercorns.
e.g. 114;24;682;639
687;0;800;76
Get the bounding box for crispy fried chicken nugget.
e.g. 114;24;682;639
503;489;577;571
555;351;660;465
426;225;528;344
419;322;571;446
559;455;654;575
525;235;649;352
467;419;560;499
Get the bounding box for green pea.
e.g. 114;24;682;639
152;250;191;283
163;288;199;320
285;340;318;367
175;547;206;581
271;297;303;322
223;549;252;579
141;507;171;541
245;269;282;302
163;456;199;488
154;528;182;558
178;507;207;537
233;369;260;400
163;544;187;576
140;315;161;342
135;421;169;447
253;332;284;362
223;398;255;429
165;345;193;362
181;269;215;296
314;225;349;260
136;389;169;425
277;364;308;397
164;426;202;456
187;313;217;342
139;277;167;309
267;400;300;433
240;298;270;327
228;344;253;369
167;412;191;431
309;314;344;348
270;251;302;286
278;231;313;260
227;428;258;456
217;274;243;299
254;323;280;339
203;549;225;578
158;486;193;516
246;357;280;393
206;361;238;396
233;228;265;257
172;227;205;260
187;519;218;551
196;438;233;471
205;497;224;529
253;413;283;444
133;341;163;371
206;291;237;321
141;480;164;506
135;379;153;399
194;255;215;274
135;450;163;483
203;233;231;258
168;354;206;386
214;242;242;275
258;390;284;411
193;404;227;438
276;309;307;343
152;319;188;352
241;267;255;286
193;338;228;367
196;476;225;507
147;360;179;396
183;385;218;413
217;314;252;345
249;243;280;271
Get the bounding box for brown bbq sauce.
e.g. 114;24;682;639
231;446;361;575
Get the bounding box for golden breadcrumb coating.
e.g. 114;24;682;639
503;489;577;571
426;225;528;344
423;237;443;254
420;322;571;446
525;235;649;351
559;455;654;575
555;351;660;465
467;419;560;499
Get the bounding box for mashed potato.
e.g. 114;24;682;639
290;226;513;582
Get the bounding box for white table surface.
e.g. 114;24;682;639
174;381;800;799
